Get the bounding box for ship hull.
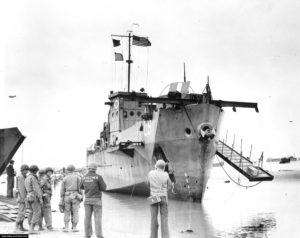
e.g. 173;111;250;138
87;103;223;202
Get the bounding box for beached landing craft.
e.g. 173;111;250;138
87;32;273;202
0;128;25;176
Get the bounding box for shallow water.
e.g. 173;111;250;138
1;161;300;237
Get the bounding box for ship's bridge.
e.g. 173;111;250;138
105;91;148;144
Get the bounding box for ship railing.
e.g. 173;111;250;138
220;131;263;165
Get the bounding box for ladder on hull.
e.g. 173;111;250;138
216;140;273;182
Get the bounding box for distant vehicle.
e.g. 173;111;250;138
279;156;297;164
279;157;290;164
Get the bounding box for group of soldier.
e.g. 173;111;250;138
12;162;107;238
14;164;54;233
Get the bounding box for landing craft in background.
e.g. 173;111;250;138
8;95;16;98
0;128;25;176
86;32;273;202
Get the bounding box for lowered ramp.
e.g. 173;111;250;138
216;140;273;182
0;127;25;176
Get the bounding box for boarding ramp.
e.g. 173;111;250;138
0;127;25;176
216;140;273;182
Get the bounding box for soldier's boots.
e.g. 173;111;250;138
62;222;69;232
72;223;79;232
39;223;45;231
29;223;39;234
14;222;21;231
47;225;54;231
19;221;28;231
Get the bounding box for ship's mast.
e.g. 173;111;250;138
126;32;133;92
184;63;186;82
112;31;150;92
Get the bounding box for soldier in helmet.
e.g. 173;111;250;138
37;169;46;231
40;167;54;230
38;169;46;181
15;164;30;231
81;162;106;238
6;160;16;198
60;164;82;232
25;165;43;234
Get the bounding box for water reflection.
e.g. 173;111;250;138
104;192;216;237
1;163;300;237
216;213;276;238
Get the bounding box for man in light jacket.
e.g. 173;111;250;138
148;160;173;238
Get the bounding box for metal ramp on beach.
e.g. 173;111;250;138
216;140;274;182
0;127;25;176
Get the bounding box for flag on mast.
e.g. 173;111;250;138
112;39;121;47
132;35;151;47
114;52;123;61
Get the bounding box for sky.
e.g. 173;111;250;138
1;0;300;169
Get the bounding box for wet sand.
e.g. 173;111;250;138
1;161;300;237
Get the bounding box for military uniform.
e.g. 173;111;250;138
81;163;106;238
6;162;15;198
25;172;43;229
15;164;30;232
40;173;53;229
37;170;46;230
60;165;82;231
16;173;27;222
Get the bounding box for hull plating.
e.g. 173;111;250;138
87;104;223;202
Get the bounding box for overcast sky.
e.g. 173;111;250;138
1;0;300;169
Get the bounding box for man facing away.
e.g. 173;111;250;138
6;160;16;198
148;160;173;238
40;167;54;230
60;164;82;232
15;164;30;231
25;165;43;234
80;162;106;238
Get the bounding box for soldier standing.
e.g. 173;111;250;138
25;165;43;234
80;163;106;238
6;160;16;198
40;167;54;230
37;169;46;231
60;164;82;232
15;164;30;231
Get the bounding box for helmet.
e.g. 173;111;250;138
29;165;39;172
45;167;54;173
38;169;45;175
67;164;75;172
87;163;97;171
155;160;166;170
20;164;29;171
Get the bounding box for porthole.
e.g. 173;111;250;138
116;111;119;117
137;111;142;117
185;128;192;137
130;111;135;116
112;112;114;118
123;111;127;118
